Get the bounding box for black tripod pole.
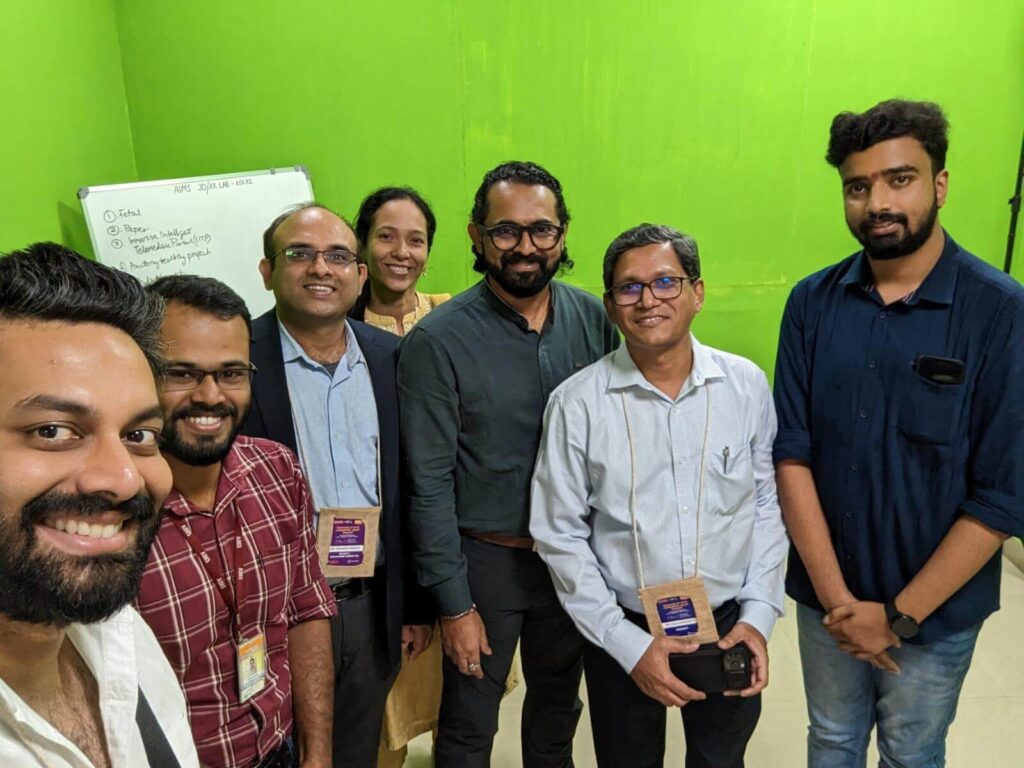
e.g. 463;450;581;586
1004;129;1024;275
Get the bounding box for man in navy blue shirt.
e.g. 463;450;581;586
773;99;1024;766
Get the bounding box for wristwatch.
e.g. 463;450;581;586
884;600;920;640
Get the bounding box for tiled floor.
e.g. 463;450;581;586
407;552;1024;767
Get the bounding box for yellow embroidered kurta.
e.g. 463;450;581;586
363;291;451;336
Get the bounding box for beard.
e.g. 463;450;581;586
0;490;160;627
851;196;939;261
481;249;562;298
161;401;247;467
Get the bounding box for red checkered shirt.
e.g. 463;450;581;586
136;435;336;768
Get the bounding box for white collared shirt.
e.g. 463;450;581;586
530;337;789;673
0;606;199;767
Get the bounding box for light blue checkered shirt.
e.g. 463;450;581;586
530;338;788;673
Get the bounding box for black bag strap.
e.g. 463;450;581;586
135;686;182;768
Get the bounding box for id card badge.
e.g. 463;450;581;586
639;576;719;644
316;505;381;578
237;633;267;703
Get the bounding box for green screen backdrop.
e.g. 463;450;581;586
4;0;1023;374
0;0;137;257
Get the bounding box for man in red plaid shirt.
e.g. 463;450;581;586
137;275;336;768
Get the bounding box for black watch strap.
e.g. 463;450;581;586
885;599;920;640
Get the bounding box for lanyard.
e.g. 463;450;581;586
621;382;713;589
173;513;247;638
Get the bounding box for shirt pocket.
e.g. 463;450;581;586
895;374;967;446
705;442;756;519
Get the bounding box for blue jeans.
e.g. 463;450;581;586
796;603;981;768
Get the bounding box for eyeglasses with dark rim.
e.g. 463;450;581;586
482;222;564;252
274;247;358;267
163;364;258;391
606;276;699;306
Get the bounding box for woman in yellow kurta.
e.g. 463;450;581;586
353;186;518;766
351;186;447;768
349;186;449;336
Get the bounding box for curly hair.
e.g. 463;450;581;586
826;99;949;173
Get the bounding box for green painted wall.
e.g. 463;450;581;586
6;1;1022;372
0;0;136;257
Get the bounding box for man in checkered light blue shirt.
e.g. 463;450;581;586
531;224;788;768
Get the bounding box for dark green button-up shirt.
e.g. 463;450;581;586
398;279;619;614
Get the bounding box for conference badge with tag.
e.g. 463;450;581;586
237;633;267;703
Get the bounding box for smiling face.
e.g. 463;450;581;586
839;136;947;260
158;302;251;467
469;182;566;298
604;241;704;356
365;198;430;297
0;319;171;626
259;206;366;326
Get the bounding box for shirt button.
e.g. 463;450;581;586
851;463;859;471
683;506;689;514
868;360;877;369
859;410;868;419
879;311;887;319
844;511;853;518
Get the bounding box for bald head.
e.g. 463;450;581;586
262;204;357;264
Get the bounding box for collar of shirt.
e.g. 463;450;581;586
605;335;727;402
161;438;255;519
838;229;959;307
481;277;557;333
278;318;365;377
0;607;197;768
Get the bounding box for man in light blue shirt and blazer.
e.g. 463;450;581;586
531;224;789;768
241;203;433;768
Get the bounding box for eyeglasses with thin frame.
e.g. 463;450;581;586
163;364;258;391
274;247;358;267
606;276;699;306
482;222;564;252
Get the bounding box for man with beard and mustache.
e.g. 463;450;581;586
773;99;1024;765
397;161;619;767
0;243;199;767
136;276;336;768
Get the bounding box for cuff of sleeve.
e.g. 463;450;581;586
288;583;339;625
772;428;812;465
604;616;654;674
961;494;1024;538
737;600;780;642
433;576;474;617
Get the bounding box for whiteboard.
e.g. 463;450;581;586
80;167;314;317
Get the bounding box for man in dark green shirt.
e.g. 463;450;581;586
398;161;617;767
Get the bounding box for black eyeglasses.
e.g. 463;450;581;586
274;247;358;267
482;222;564;252
164;364;258;391
606;276;699;306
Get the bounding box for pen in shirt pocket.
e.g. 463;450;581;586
722;446;731;473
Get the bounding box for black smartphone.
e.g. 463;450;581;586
668;645;752;693
914;355;965;385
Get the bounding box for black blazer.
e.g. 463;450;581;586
242;309;431;665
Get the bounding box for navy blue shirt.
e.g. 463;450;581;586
773;233;1024;642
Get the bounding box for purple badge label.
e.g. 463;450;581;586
656;595;698;636
327;518;365;566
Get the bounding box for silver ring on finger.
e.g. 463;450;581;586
467;662;479;672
